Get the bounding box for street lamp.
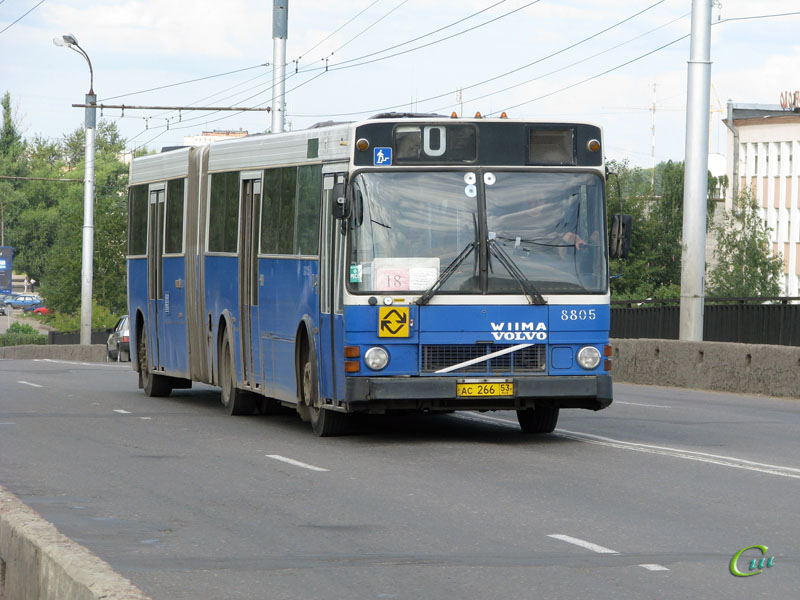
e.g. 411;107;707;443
54;33;95;346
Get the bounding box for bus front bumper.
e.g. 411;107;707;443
343;374;612;413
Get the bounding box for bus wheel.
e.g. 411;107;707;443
138;331;172;397
517;406;559;434
302;355;348;437
219;336;256;416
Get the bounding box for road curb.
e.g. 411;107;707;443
611;338;800;399
0;485;151;600
0;344;107;362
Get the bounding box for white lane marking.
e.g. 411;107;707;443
548;534;619;554
616;401;671;409
457;412;517;428
640;564;670;571
0;422;16;425
34;359;129;368
266;454;329;472
458;413;800;480
17;380;43;388
549;535;670;572
556;429;800;480
114;409;132;414
138;417;152;420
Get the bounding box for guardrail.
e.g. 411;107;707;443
611;297;800;346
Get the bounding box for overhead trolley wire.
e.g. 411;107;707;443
0;0;46;35
438;8;688;113
104;1;521;134
493;8;800;115
99;63;269;102
297;0;542;74
294;0;385;63
290;0;671;119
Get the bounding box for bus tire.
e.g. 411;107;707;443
138;331;172;397
517;406;559;434
219;336;256;416
301;353;348;437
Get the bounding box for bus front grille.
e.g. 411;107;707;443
421;344;546;374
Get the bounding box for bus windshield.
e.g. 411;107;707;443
348;171;608;295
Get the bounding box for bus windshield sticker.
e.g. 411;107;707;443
374;147;392;166
373;258;439;291
349;264;363;283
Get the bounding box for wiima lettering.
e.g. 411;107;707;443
489;322;547;341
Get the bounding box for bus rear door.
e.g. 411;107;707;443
146;185;165;371
239;173;262;389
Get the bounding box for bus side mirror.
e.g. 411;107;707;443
609;214;632;259
332;182;348;220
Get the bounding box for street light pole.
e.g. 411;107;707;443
55;33;95;345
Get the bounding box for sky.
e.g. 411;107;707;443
1;0;799;168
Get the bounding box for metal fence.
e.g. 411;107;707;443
610;297;800;346
48;330;110;345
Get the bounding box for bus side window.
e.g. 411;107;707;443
295;165;322;255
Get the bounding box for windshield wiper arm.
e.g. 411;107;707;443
416;242;476;306
488;240;547;305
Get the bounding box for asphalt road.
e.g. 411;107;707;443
1;358;798;599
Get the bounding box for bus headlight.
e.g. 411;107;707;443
364;347;389;371
577;346;601;370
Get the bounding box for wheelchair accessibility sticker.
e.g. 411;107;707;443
374;147;392;166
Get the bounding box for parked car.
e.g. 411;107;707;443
4;294;43;309
0;305;5;316
107;315;130;361
31;306;51;315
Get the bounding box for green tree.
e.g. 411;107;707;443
707;191;783;297
0;91;28;246
608;160;720;300
39;121;128;316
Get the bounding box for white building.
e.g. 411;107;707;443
724;101;800;296
183;129;249;146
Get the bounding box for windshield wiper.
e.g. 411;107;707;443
488;239;547;305
416;242;476;306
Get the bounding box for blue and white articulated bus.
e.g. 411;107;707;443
127;114;631;436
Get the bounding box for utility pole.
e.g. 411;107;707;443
272;1;288;134
650;83;657;192
679;0;712;342
54;33;96;346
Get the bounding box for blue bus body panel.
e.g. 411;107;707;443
204;255;241;377
258;258;319;401
159;256;189;376
318;313;345;401
128;258;148;364
343;304;609;377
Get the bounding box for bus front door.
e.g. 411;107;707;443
318;172;347;402
239;174;262;389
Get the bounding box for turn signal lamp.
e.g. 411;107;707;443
344;361;361;373
344;346;361;358
451;111;458;118
587;139;601;152
356;138;370;152
474;111;483;118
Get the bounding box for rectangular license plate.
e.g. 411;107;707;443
456;380;514;398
